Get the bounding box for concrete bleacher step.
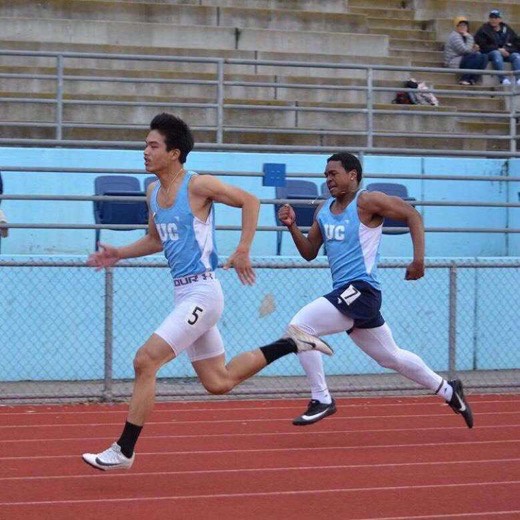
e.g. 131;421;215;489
208;0;349;11
457;119;519;136
367;17;429;32
1;122;508;152
413;0;520;22
150;0;350;12
0;73;406;106
3;1;367;35
0;93;459;134
349;0;411;10
0;17;389;57
348;7;414;20
372;27;435;42
390;38;443;51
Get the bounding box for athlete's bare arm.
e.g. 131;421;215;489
358;191;425;280
87;182;163;270
278;202;325;261
190;175;259;285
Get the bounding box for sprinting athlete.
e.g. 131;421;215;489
82;113;332;471
279;152;473;428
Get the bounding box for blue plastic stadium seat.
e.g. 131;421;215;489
93;175;148;250
275;180;319;255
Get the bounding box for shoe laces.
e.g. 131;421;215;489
97;443;124;463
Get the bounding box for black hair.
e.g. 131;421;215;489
327;153;363;183
150;113;194;164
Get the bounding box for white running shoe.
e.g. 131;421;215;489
82;442;135;471
286;325;334;356
501;78;511;86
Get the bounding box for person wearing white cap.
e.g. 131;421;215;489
444;16;488;85
474;9;520;85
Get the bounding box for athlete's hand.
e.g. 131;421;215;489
223;248;256;285
405;259;425;280
278;204;296;227
87;243;121;271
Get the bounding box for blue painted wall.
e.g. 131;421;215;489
0;148;518;256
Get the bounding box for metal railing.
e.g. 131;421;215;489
1;166;520;236
1;50;519;156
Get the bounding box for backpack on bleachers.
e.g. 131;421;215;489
393;79;439;106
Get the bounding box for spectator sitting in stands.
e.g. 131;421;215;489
0;171;7;238
444;16;488;85
474;9;520;86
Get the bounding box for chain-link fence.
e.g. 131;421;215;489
0;258;518;403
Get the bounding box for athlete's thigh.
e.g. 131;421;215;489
137;332;176;367
154;281;223;356
290;296;354;336
191;352;227;389
186;325;225;362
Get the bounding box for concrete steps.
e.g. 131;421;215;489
413;0;520;23
0;0;515;152
372;27;435;42
2;2;367;34
349;0;411;10
349;7;414;21
390;38;443;51
0;17;388;57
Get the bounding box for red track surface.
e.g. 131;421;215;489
0;394;519;519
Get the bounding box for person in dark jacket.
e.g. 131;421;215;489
474;9;520;85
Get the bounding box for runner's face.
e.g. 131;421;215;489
144;130;173;174
325;161;357;197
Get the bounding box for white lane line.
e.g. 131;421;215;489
359;510;520;519
1;412;519;429
0;438;518;461
0;480;518;507
0;397;518;416
0;457;518;482
2;423;520;445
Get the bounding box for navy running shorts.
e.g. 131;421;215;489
323;279;385;330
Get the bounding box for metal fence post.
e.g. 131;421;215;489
366;67;374;149
216;59;224;144
102;267;114;401
56;54;64;141
448;263;458;379
510;90;517;154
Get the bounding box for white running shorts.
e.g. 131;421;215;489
154;273;225;362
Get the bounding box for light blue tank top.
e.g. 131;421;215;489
150;171;218;279
317;190;382;290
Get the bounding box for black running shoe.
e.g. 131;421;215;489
447;379;474;429
293;398;337;426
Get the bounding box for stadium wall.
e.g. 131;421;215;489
0;149;519;382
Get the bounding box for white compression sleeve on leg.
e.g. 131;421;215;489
349;323;443;392
290;296;354;403
297;350;331;404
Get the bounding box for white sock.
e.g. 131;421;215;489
436;379;453;402
298;350;332;404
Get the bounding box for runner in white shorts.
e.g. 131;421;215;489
82;113;332;471
278;152;473;429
